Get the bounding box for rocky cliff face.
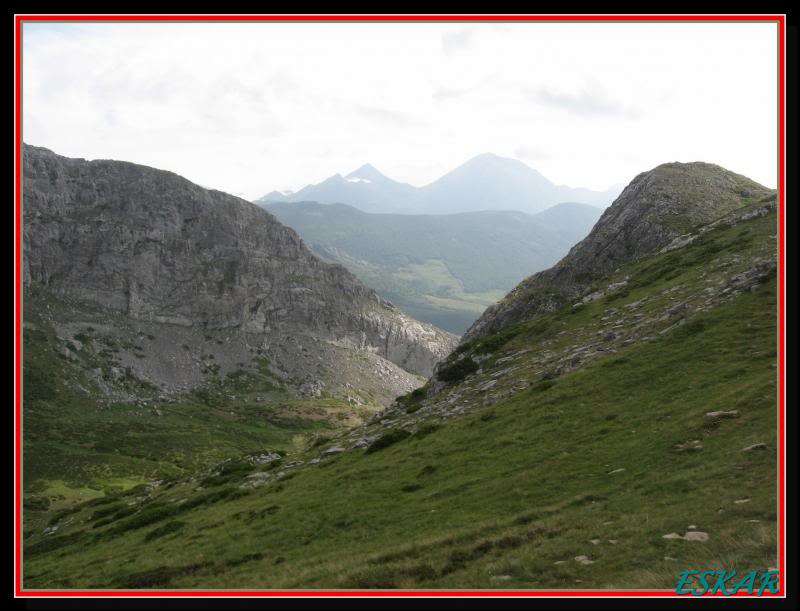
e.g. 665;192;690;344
22;144;457;398
463;162;775;342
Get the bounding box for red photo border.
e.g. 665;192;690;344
13;13;787;599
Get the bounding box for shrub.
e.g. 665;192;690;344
25;531;85;557
201;461;254;487
108;503;179;535
23;496;50;512
405;403;423;414
400;386;428;413
365;430;412;454
225;552;265;567
144;520;186;542
90;502;129;521
437;357;479;383
474;327;521;354
410;387;426;400
452;341;475;356
48;505;81;525
414;424;440;439
530;379;555;393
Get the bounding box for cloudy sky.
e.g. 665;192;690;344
22;20;779;200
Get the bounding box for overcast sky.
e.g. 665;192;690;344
22;21;778;200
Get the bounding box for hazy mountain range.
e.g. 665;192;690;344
264;201;602;334
257;153;622;215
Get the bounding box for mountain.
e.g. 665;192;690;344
417;153;619;214
23;144;455;380
260;163;418;214
463;161;776;342
21;144;456;492
264;201;602;334
24;161;778;590
255;153;621;215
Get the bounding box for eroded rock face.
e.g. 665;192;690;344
22;144;457;380
463;162;775;342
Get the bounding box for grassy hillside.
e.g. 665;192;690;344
21;289;379;521
265;202;601;333
22;206;777;591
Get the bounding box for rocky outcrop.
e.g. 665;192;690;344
22;144;457;384
463;162;775;342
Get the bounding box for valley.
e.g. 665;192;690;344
264;201;601;334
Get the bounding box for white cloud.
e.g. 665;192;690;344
22;21;779;199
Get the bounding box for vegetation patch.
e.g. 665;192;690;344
143;520;186;542
23;496;50;512
224;552;266;568
437;357;479;383
413;424;441;439
530;379;555;393
25;531;85;557
365;430;412;454
397;386;427;413
114;562;212;589
200;461;255;487
474;327;521;355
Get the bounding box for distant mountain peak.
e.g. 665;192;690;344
345;163;388;183
443;152;547;181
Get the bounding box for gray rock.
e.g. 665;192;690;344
251;452;282;465
663;531;709;542
683;531;709;542
706;410;740;418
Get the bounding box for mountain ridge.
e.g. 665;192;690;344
256;153;621;214
462;161;776;342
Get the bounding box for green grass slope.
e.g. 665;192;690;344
22;206;777;591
